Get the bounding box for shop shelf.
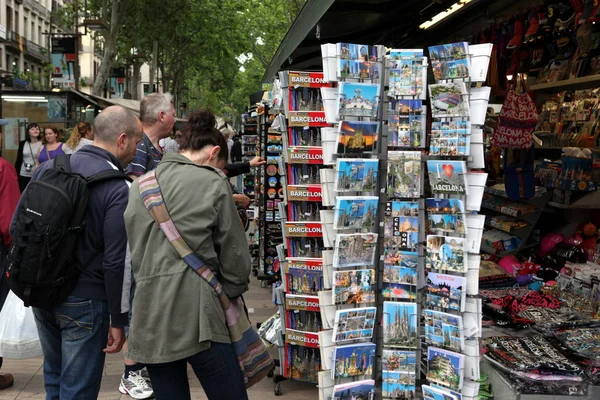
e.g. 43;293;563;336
530;74;600;92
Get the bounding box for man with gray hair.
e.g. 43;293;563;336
16;106;142;400
126;92;175;180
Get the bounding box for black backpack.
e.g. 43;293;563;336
6;154;132;308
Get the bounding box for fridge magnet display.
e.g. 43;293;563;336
388;49;425;97
332;380;376;400
332;343;376;379
425;273;466;312
333;196;379;231
422;384;459;400
388;100;426;147
428;42;470;81
429;83;469;118
427;347;465;390
335;159;379;192
387;151;421;198
430;119;470;156
337;121;379;154
424;310;465;352
332;307;377;342
425;198;466;235
382;302;418;348
383;201;419;250
382;370;417;399
426;235;467;273
333;233;378;269
332;269;376;304
338;82;381;119
426;160;467;195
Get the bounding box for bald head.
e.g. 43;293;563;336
93;106;141;144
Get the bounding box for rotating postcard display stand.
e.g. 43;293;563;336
421;41;492;400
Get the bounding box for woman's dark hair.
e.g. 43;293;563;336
179;110;228;161
25;123;41;142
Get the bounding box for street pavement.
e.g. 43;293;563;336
0;278;317;400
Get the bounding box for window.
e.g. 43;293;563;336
6;7;13;31
31;21;35;42
38;26;42;45
15;12;19;34
24;17;28;38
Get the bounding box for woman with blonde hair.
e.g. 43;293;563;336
65;121;94;153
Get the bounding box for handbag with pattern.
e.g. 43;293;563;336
138;169;273;388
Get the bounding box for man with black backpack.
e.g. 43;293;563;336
8;106;143;400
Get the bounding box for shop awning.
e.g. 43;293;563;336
262;0;526;84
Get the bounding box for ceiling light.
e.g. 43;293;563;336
420;0;474;30
3;99;48;103
2;95;47;101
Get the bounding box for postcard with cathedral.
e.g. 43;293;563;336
382;302;418;348
425;198;466;236
424;310;464;352
333;233;378;269
426;235;467;273
285;261;324;296
332;269;376;305
334;196;379;231
425;273;466;312
337;42;379;81
332;343;377;379
383;201;419;251
382;370;416;400
426;160;467;195
335;159;379;193
338;82;381;119
387;151;421;198
427;347;465;391
337;121;379;154
332;380;376;400
332;307;377;343
382;250;418;300
428;42;470;82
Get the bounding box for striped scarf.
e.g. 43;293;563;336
138;169;273;388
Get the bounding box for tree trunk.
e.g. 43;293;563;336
91;0;129;96
131;60;142;100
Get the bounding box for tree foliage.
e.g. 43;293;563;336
81;0;305;123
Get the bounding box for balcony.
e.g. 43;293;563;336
24;39;46;62
6;31;21;51
32;2;49;19
23;0;33;11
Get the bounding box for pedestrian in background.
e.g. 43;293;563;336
14;122;42;192
65;122;94;153
37;127;66;164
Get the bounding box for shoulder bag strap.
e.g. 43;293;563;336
138;170;225;296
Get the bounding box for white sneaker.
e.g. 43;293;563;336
119;370;154;399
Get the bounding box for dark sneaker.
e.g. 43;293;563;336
0;374;14;390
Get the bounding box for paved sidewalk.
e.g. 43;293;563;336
0;278;317;400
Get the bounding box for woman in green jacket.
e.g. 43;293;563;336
124;110;251;400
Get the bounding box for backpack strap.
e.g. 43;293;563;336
138;169;225;296
87;169;133;185
54;154;72;172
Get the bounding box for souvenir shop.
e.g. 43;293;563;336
247;0;600;399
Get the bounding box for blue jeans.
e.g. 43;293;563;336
146;342;248;400
33;296;110;400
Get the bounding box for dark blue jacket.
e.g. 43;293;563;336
12;145;131;327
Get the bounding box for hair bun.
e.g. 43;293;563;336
186;110;216;132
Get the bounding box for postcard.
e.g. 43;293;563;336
430;119;470;156
382;302;418;348
382;350;417;373
430;385;463;400
388;100;427;148
426;273;466;312
337;121;379;154
388;49;425;97
424;310;465;352
286;262;324;296
429;83;469;118
284;344;321;383
429;42;470;82
335;159;379;192
332;343;376;379
338;59;380;81
338;82;380;119
332;379;376;400
426;198;466;235
382;370;416;399
422;384;458;400
426;235;467;273
383;201;419;250
332;269;376;305
426;160;467;195
387;151;421;198
332;307;377;342
383;250;418;300
333;196;379;231
427;347;465;390
333;233;378;268
339;42;377;62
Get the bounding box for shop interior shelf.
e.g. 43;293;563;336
480;240;539;258
530;74;600;92
481;196;538;219
548;191;600;209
